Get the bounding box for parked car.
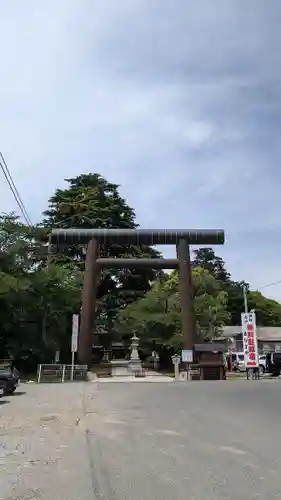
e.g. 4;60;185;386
231;352;266;374
258;355;267;374
0;364;20;395
0;378;7;397
231;352;245;370
266;352;281;377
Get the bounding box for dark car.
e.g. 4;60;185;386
0;364;20;395
266;352;281;377
0;378;8;397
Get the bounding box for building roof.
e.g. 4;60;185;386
194;343;226;352
219;326;281;342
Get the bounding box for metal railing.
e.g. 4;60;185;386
37;364;88;383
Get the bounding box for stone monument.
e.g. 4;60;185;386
128;333;142;375
110;333;143;378
171;354;181;379
110;358;130;377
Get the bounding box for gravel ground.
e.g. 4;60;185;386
0;383;93;500
1;379;281;499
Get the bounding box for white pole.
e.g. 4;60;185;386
71;351;75;381
62;364;66;383
37;364;42;383
243;285;248;313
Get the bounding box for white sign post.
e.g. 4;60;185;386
241;312;258;377
181;349;194;381
71;314;79;381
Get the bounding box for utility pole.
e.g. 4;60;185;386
243;285;248;313
41;235;52;345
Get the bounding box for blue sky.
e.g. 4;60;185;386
0;1;280;300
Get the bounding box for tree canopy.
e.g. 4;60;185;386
43;173;163;342
115;267;230;351
192;247;281;327
0;214;82;370
43;173;160;299
1;172;281;370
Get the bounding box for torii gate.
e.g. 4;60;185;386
50;229;225;367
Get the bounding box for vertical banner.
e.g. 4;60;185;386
241;312;258;368
71;314;79;353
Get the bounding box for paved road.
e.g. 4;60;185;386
1;380;281;499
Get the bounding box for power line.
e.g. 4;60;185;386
0;151;32;226
0;152;33;227
259;279;281;290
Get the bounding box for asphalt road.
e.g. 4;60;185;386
1;380;281;499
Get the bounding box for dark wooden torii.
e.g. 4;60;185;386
50;228;225;367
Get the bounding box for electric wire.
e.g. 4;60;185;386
258;279;281;291
0;151;32;227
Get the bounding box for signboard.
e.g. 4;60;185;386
181;349;193;363
71;314;79;352
241;312;258;368
275;345;281;353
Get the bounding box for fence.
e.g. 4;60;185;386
37;364;88;383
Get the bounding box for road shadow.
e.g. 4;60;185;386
0;400;10;405
10;391;26;396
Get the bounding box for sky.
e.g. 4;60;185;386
0;0;281;300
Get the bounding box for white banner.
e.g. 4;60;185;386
71;314;79;352
241;312;258;368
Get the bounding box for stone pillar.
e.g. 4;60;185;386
171;354;181;379
78;238;100;367
128;334;142;374
177;239;196;349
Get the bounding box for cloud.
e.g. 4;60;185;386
0;0;281;300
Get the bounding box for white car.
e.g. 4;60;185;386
232;353;266;374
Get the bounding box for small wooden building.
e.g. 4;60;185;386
193;343;226;380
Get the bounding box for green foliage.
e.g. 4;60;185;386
115;267;231;350
116;248;281;353
193;247;230;283
0;213;82;368
192;247;281;327
247;291;281;326
1;175;281;369
43;173;161;322
0;173;162;367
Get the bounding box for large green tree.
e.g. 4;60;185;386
247;291;281;326
0;214;82;369
115;267;230;352
193;247;230;283
192;247;281;326
192;247;245;324
42;173;161;341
